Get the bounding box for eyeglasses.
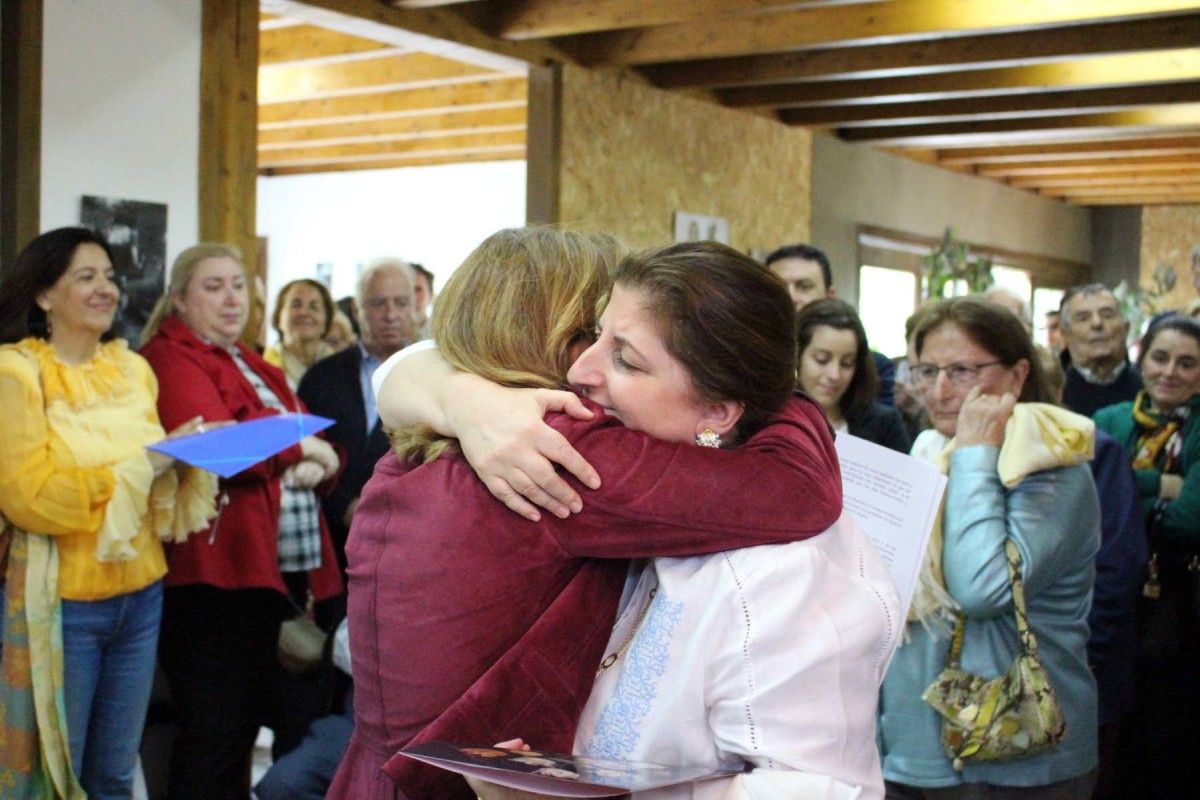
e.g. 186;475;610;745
911;361;1004;388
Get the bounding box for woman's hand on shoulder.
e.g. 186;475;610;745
954;386;1016;449
449;381;601;522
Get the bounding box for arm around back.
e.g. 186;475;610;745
542;394;843;558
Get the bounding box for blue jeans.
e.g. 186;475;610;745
62;580;163;800
254;700;354;800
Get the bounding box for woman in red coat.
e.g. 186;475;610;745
329;229;843;800
140;244;343;800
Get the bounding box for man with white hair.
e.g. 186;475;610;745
266;260;416;799
1059;283;1141;418
298;259;417;572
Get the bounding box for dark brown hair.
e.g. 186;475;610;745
271;278;335;341
796;298;878;420
0;227;118;344
912;296;1051;403
612;241;797;442
1138;314;1200;371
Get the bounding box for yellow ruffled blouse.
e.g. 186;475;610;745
0;337;217;601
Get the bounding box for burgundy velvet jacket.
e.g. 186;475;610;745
140;315;342;601
327;395;841;800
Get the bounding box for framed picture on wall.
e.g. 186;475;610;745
80;195;167;347
673;211;730;245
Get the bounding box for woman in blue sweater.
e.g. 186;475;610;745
880;298;1100;799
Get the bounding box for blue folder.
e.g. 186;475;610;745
146;413;334;478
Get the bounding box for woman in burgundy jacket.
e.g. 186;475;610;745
140;244;343;800
328;230;843;800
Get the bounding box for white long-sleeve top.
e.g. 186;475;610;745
575;512;900;800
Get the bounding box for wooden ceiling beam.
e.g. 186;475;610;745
566;1;1200;66
389;0;486;8
836;106;1200;144
780;80;1200;127
261;148;523;176
933;135;1200;164
258;105;526;148
641;14;1200;89
975;155;1200;176
1059;193;1200;204
259;142;526;169
260;23;396;65
1011;172;1200;189
261;0;566;70
494;0;825;41
258;129;526;167
259;52;510;104
1040;182;1200;196
259;77;525;128
719;50;1200;109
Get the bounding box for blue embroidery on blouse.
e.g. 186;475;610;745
584;591;684;759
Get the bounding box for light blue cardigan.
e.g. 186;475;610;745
879;444;1100;788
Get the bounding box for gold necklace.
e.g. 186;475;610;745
598;587;657;673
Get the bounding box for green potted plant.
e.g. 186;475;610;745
921;228;994;300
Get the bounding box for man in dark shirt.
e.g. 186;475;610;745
298;259;417;574
1059;283;1142;417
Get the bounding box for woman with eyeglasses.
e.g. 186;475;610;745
1093;314;1200;799
796;299;910;453
879;297;1101;799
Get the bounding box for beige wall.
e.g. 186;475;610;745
811;134;1093;302
1139;205;1200;313
553;64;812;252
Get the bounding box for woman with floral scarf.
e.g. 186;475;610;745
1094;314;1200;800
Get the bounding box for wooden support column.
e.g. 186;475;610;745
525;62;562;225
200;0;260;342
1;0;42;267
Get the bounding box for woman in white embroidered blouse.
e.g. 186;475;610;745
435;243;901;799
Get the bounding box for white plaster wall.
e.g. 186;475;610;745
811;133;1093;302
40;0;201;266
256;159;525;339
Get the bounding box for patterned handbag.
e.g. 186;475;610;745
922;539;1066;771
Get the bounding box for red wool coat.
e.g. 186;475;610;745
140;315;342;601
327;395;842;800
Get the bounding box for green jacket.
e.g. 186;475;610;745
1094;394;1200;540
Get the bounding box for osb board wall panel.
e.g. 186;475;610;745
1140;205;1200;313
558;64;811;253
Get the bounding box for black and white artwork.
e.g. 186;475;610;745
80;195;168;347
673;211;730;245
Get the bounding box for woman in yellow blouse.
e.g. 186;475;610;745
0;228;216;800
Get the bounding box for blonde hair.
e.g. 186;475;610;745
391;227;624;463
142;243;244;341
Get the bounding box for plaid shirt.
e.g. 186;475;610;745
228;347;322;572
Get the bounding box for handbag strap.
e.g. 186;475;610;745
946;539;1037;667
